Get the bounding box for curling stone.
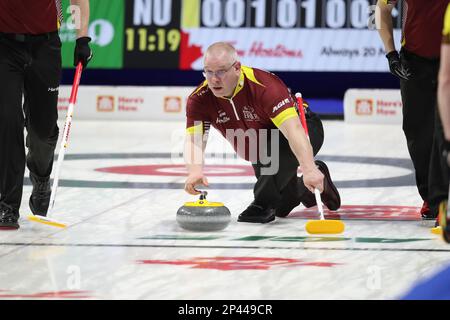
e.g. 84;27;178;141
177;191;231;231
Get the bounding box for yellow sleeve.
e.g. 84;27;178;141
443;3;450;44
186;122;203;135
271;107;299;128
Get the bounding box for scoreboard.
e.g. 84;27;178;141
124;0;182;68
191;0;402;29
62;0;404;71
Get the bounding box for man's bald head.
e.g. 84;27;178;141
204;42;238;67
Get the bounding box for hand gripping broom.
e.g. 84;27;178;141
295;93;345;234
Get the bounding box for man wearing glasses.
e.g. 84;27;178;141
184;42;340;223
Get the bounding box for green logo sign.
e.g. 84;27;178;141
60;0;124;68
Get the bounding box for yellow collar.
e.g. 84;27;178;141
223;66;265;99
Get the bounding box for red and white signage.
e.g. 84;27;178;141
344;89;403;124
57;86;194;121
182;29;402;72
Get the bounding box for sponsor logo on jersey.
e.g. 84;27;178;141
216;109;231;124
242;106;260;121
272;98;290;113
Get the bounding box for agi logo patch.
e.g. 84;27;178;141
272;98;290;113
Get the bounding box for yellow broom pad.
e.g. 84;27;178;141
305;220;345;234
431;226;442;235
27;215;67;229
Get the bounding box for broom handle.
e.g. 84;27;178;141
47;63;83;218
295;93;325;221
314;188;325;220
296;93;309;136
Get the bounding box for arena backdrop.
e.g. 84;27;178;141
60;0;402;71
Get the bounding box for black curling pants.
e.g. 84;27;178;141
0;32;61;212
252;109;324;208
400;49;448;216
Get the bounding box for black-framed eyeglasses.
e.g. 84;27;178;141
203;61;237;79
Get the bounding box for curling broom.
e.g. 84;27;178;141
295;93;345;234
28;63;83;228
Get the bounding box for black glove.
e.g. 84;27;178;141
74;36;93;68
386;50;411;80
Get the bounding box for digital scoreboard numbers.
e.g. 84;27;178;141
124;0;182;68
123;0;403;70
191;0;403;29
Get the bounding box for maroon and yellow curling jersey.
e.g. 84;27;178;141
0;0;62;34
384;0;448;58
186;66;300;161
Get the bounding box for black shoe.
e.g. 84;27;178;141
29;173;51;217
238;203;275;223
421;202;439;227
0;203;19;230
300;160;341;211
275;177;302;218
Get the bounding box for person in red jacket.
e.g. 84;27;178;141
377;0;449;225
0;0;92;229
184;42;340;223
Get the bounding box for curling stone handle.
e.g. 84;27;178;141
199;191;208;200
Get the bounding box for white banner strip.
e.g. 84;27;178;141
184;29;402;72
57;86;195;121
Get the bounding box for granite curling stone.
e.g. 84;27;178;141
177;192;231;231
